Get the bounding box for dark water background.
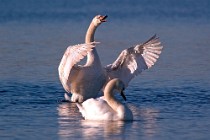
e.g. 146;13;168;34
0;0;210;139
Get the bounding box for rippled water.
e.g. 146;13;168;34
0;0;210;140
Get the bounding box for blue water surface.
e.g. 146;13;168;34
0;0;210;139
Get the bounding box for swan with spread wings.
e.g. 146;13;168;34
58;15;163;102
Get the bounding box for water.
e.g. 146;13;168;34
0;0;210;139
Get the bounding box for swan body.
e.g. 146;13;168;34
76;78;133;121
58;15;107;102
58;15;163;102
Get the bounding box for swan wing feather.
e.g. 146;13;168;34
58;42;98;92
105;35;163;86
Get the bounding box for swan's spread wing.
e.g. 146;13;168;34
105;35;163;86
58;43;97;92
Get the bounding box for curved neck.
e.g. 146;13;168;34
85;21;101;66
104;82;121;112
85;22;97;43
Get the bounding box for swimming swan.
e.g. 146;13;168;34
76;78;133;121
58;15;163;102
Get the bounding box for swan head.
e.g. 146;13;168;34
92;15;108;26
113;79;127;101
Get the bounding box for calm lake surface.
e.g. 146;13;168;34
0;0;210;139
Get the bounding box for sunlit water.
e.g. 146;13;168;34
0;1;210;140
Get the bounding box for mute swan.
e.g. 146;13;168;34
58;15;108;102
76;78;133;121
58;15;163;102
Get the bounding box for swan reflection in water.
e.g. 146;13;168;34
57;102;159;139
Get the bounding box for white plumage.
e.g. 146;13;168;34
58;15;163;102
105;35;163;87
58;42;97;81
58;42;99;93
76;78;133;121
58;15;107;102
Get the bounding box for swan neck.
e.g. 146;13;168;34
85;21;101;66
85;22;97;43
104;82;121;112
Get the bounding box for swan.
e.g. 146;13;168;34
58;15;163;102
58;15;108;102
76;78;133;121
